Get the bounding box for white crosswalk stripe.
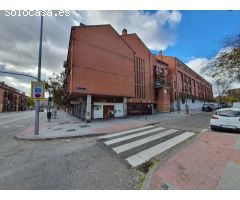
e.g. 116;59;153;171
113;129;178;154
126;132;195;167
104;127;165;145
98;125;155;139
98;126;196;168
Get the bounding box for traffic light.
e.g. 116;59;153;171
48;97;52;105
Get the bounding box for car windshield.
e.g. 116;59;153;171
203;104;210;107
216;110;240;117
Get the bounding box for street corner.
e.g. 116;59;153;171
146;130;240;190
13;123;109;141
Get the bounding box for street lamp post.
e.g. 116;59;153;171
34;14;43;135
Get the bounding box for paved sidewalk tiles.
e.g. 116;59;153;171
14;111;197;141
148;131;240;190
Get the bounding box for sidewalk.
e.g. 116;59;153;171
146;130;240;190
14;110;198;141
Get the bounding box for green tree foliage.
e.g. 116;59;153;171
26;96;35;108
47;71;65;108
223;96;240;103
202;33;240;82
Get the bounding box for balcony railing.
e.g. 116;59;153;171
155;79;171;88
63;61;67;68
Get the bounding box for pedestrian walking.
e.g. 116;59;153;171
47;108;52;122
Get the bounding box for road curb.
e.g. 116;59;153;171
13;132;108;141
13;122;156;142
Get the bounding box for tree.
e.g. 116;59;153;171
213;77;232;104
202;33;240;82
26;96;34;109
47;71;65;108
222;96;240;104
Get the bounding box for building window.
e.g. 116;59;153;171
134;57;146;99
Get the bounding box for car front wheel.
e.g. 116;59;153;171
211;126;218;131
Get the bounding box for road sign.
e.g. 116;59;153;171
31;81;45;100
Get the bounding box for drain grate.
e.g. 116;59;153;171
53;128;63;131
80;125;90;128
67;129;76;132
161;183;169;190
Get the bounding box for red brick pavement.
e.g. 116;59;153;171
149;131;240;190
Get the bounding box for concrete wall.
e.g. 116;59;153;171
171;99;205;112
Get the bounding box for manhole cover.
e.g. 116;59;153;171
67;129;76;132
80;125;90;128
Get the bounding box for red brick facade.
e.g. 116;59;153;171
64;24;213;119
0;82;27;112
158;54;213;111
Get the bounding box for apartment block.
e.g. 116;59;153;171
63;23;213;120
63;24;170;120
0;82;27;112
158;54;213;111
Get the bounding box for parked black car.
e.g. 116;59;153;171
202;104;215;112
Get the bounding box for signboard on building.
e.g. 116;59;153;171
31;82;45;100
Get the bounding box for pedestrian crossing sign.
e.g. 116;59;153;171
31;81;45;100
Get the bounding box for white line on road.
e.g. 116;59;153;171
104;127;165;145
99;125;155;139
0;111;34;119
126;132;196;167
0;115;34;125
15;125;24;128
113;129;178;154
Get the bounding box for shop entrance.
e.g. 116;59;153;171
103;105;114;118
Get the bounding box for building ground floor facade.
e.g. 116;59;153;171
65;94;160;121
66;90;213;121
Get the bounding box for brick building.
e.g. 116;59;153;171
63;23;213;120
63;24;170;120
228;88;240;98
0;82;27;113
157;53;213;111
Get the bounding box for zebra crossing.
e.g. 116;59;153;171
98;125;196;167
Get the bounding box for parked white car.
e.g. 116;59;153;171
210;108;240;132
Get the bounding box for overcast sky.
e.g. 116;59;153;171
0;10;239;96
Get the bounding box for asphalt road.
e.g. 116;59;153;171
157;111;212;133
0;111;212;189
0;111;141;189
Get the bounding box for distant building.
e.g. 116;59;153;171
157;53;213;111
228;88;240;98
0;82;27;112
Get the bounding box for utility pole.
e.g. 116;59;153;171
34;14;43;135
